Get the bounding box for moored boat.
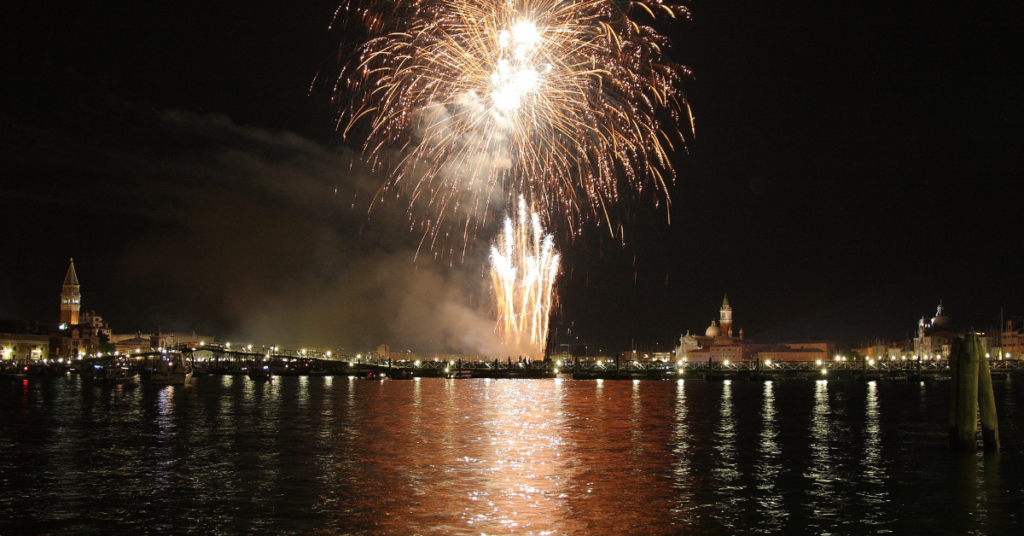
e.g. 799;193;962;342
151;356;193;385
247;365;273;382
0;364;29;380
103;366;133;385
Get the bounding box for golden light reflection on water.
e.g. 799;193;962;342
461;379;570;533
4;376;1023;534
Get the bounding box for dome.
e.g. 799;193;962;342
931;301;952;328
705;320;721;338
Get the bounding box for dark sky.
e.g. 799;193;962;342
2;1;1022;353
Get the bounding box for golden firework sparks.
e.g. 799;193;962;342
490;197;560;358
333;0;692;244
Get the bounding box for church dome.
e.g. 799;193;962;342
931;301;952;329
705;320;721;338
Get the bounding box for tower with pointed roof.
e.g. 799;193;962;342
60;258;81;325
719;293;733;337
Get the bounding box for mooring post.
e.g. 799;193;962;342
954;336;980;452
976;338;1000;453
948;339;961;450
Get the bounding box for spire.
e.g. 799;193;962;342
722;292;730;307
64;258;79;286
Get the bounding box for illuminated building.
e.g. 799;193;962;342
110;330;215;352
675;294;748;362
913;301;959;358
1001;321;1023;359
674;295;836;363
59;258;80;325
0;332;49;363
78;310;111;338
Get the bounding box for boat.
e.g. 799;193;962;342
0;364;29;380
80;365;105;381
387;369;414;380
151;356;193;385
247;366;273;382
103;366;133;385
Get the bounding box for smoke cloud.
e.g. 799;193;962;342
5;104;529;356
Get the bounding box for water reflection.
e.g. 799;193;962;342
804;379;844;530
755;381;785;532
713;379;742;531
669;380;692;526
3;377;1024;535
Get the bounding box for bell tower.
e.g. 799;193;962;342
60;258;81;326
719;293;733;337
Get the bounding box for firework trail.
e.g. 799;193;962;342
490;197;560;357
332;0;692;244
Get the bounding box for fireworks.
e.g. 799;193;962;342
490;197;560;357
333;0;692;240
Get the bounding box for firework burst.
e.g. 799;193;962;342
332;0;692;245
490;197;560;357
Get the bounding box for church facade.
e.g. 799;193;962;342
675;294;750;363
674;294;834;363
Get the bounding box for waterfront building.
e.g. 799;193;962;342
78;310;111;338
0;332;49;363
753;345;827;363
857;340;912;361
110;330;215;352
674;295;837;363
1002;321;1023;359
49;326;99;358
675;294;752;362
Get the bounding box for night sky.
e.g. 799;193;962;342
2;1;1022;353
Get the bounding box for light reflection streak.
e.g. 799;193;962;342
630;380;643;451
713;379;742;531
152;386;177;495
754;381;786;531
860;381;890;527
298;375;309;410
669;379;692;524
804;380;839;528
467;380;568;533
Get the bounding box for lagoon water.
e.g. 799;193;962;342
1;375;1022;535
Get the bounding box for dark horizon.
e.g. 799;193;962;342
2;1;1022;352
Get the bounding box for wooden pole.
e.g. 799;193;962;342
954;336;980;452
948;339;962;451
976;339;1000;453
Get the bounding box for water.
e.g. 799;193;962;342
2;376;1022;535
